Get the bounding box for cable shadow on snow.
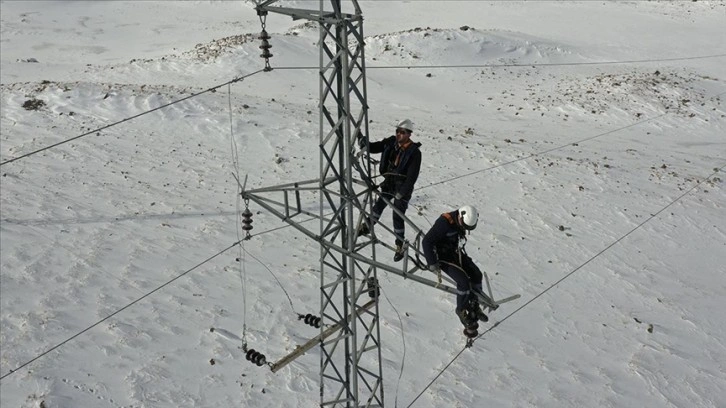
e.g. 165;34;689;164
1;210;239;227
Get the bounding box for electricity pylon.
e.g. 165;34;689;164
245;1;385;406
243;2;517;406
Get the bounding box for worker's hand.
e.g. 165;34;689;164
429;264;442;286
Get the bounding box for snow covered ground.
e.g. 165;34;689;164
1;1;725;407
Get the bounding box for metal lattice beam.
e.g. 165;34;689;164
249;1;383;406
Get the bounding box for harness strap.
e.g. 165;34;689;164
441;212;465;264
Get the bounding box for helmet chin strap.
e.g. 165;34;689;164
456;216;466;233
458;216;474;234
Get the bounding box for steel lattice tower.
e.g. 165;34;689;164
243;2;511;406
245;1;384;406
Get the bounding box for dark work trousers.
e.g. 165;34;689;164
370;192;409;246
441;255;484;311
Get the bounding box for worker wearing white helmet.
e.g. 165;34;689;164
358;119;422;262
422;205;489;327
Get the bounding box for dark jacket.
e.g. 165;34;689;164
422;210;466;266
368;135;422;199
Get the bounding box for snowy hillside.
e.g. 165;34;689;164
1;1;725;407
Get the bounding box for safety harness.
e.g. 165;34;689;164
441;211;467;265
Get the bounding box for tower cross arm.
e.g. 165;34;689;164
256;4;360;23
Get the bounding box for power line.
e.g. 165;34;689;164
242;246;299;315
0;69;265;167
419;89;725;190
0;203;320;380
227;79;251;347
273;53;726;71
405;164;726;407
0;240;242;381
378;284;408;408
3;53;723;167
420;112;668;190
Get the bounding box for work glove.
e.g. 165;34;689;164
358;136;368;148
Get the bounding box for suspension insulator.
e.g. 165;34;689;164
245;348;267;367
259;30;273;59
367;277;380;299
256;9;273;72
241;208;253;232
259;41;273;59
300;313;322;328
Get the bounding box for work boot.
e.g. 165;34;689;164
456;309;469;326
469;301;488;323
456;308;478;327
393;244;405;262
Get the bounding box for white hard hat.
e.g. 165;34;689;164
396;119;414;132
458;205;478;230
